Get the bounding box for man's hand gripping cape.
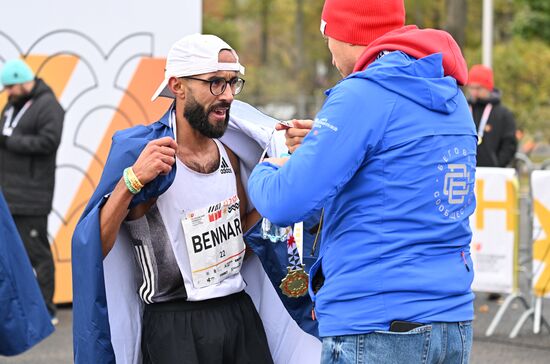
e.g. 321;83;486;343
72;101;321;364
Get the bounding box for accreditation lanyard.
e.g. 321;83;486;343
470;103;493;146
2;100;32;136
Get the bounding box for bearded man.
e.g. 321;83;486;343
0;59;64;324
72;34;274;364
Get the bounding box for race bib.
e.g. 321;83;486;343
181;195;246;288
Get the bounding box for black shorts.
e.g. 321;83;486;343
141;291;273;364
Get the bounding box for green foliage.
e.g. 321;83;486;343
513;0;550;43
203;17;241;50
492;39;550;139
404;0;444;29
202;0;242;50
203;0;550;139
204;0;334;116
465;38;550;139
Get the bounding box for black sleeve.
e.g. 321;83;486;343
497;108;518;167
0;106;8;148
5;97;64;155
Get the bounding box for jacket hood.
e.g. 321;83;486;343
31;78;54;98
349;51;461;114
353;25;468;85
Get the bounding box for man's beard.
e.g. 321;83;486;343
183;95;230;139
8;90;32;109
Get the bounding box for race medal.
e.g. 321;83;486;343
280;228;309;298
280;265;309;297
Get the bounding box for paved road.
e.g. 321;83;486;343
1;307;72;364
2;296;550;364
471;293;550;364
3;192;549;363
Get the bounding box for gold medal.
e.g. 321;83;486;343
280;265;309;298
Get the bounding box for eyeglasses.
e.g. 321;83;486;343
183;76;245;96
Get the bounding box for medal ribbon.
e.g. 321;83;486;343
286;230;302;271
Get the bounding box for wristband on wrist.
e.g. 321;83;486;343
126;167;144;189
123;167;143;194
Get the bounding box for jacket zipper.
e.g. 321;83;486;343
461;251;470;272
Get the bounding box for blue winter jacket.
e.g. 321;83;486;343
0;190;53;355
248;51;477;337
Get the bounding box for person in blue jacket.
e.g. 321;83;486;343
0;189;53;356
248;0;477;363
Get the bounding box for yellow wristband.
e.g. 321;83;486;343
127;167;144;189
123;168;140;194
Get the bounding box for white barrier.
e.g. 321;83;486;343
528;170;550;335
470;167;519;294
532;170;550;298
506;170;550;337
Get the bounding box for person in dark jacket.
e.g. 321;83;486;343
0;59;64;322
466;64;517;167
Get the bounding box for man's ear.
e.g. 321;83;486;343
168;76;186;98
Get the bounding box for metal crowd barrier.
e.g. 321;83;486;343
486;153;550;338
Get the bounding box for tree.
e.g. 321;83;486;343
444;0;467;48
513;0;550;44
203;0;550;141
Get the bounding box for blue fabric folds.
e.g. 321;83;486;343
0;190;54;356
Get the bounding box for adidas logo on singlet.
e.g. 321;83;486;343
220;157;233;174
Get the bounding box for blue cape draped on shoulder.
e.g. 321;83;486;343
72;101;320;364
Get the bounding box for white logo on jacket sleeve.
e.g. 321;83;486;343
314;118;338;132
434;147;475;220
443;164;470;204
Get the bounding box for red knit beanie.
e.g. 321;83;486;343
321;0;406;46
467;64;494;91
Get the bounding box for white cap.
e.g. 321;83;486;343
151;34;245;101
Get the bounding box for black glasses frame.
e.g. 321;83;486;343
183;76;245;96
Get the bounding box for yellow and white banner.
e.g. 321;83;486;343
470;167;519;294
532;170;550;298
0;0;202;303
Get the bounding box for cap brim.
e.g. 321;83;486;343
151;79;175;101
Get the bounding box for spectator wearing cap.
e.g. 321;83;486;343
248;0;477;362
467;64;517;167
72;34;273;363
0;59;64;325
